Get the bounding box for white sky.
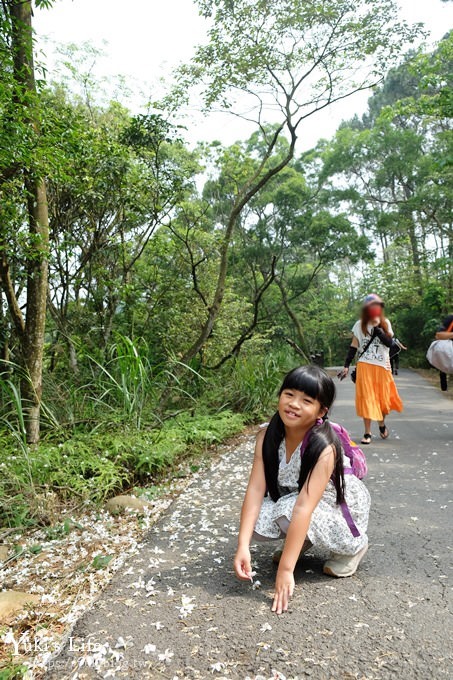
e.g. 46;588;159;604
34;0;452;151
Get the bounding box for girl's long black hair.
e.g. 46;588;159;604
262;365;345;505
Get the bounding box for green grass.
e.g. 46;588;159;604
206;347;293;420
0;410;244;528
0;337;292;529
0;664;29;680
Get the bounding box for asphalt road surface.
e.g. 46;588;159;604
46;369;452;680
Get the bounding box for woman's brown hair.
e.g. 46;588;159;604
361;306;390;336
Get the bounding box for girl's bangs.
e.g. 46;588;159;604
280;367;321;400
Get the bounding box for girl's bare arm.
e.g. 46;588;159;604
278;445;334;571
272;445;334;613
234;430;267;581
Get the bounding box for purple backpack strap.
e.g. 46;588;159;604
339;500;361;537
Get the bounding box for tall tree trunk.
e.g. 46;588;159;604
9;0;50;443
401;185;423;295
406;216;423;295
275;278;310;361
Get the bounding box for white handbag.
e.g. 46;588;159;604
426;321;453;373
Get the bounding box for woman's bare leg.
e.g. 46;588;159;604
361;418;372;444
379;418;389;438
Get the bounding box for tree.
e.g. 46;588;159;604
0;0;53;443
171;0;421;366
43;91;200;368
319;36;452;305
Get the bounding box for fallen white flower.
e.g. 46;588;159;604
109;649;123;662
143;643;157;654
178;595;196;618
41;593;57;604
1;630;16;646
271;670;287;680
211;661;226;672
78;654;96;668
158;648;174;663
128;575;145;589
151;621;164;630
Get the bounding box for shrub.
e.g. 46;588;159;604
0;410;244;527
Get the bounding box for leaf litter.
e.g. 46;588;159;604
0;466;202;676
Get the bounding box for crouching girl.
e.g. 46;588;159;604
233;365;370;614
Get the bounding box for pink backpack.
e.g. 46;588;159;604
329;422;368;479
300;421;368;479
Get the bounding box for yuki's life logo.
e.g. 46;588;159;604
1;629;20;656
1;629;109;658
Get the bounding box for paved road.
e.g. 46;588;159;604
46;370;452;679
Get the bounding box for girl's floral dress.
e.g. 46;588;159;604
254;439;370;555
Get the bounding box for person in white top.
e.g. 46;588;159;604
338;294;403;444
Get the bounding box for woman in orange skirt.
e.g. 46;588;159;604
338;294;403;444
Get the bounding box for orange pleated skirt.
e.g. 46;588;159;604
355;362;403;421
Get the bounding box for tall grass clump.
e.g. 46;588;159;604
84;334;159;429
0;334;276;528
209;347;294;420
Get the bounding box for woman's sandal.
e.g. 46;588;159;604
361;433;372;445
379;425;389;439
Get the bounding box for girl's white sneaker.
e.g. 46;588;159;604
323;541;368;577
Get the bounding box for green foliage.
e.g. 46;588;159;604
92;554;114;570
186;0;421;110
135;410;244;473
0;409;244;527
0;0;450;534
203;347;293;419
84;334;158;429
0;372;27;446
317;36;452;345
0;664;29;680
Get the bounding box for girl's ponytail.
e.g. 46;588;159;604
299;419;345;505
262;412;285;502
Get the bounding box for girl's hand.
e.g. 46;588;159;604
233;545;253;581
271;567;295;614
